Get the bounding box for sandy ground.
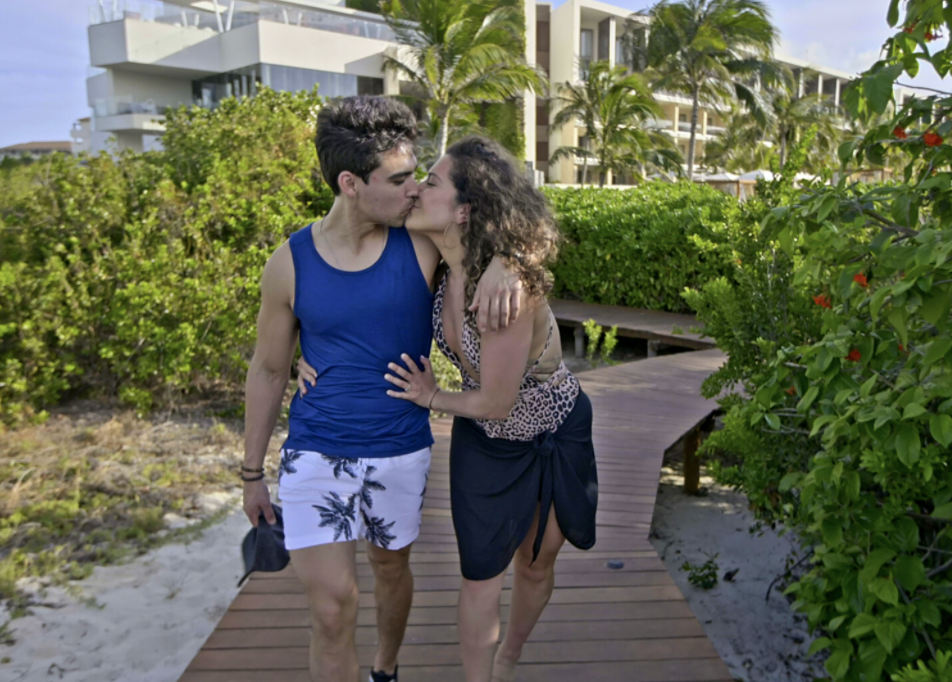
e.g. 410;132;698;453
650;463;825;682
1;492;251;682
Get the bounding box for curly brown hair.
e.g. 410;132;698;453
445;136;561;312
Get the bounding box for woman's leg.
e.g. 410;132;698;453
458;568;508;682
493;504;566;679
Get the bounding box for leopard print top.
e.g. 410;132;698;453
432;273;580;441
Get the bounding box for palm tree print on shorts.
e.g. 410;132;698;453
362;510;397;549
320;453;359;479
314;492;357;542
279;450;306;483
359;465;386;509
419;470;429;511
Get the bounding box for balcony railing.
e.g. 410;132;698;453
94;95;170;118
89;0;395;42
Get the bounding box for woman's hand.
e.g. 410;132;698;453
296;356;318;395
385;354;438;408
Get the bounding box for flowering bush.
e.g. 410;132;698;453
685;2;952;679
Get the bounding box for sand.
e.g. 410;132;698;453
650;465;826;682
1;493;251;682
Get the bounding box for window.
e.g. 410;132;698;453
580;28;594;73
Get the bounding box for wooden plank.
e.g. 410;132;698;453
178;349;733;681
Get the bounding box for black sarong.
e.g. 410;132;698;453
449;389;598;581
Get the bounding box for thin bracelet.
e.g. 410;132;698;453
240;472;265;482
241;465;264;473
427;389;440;410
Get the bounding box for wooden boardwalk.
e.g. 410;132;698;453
550;299;714;357
179;348;731;682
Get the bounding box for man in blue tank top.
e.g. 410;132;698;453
239;97;522;682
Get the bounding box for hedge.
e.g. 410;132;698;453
544;183;740;313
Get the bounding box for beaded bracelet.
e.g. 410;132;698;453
240;472;265;482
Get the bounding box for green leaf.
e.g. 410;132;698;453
817;194;838;222
860;374;878;398
903;403;927;420
822;517;844;547
808;636;831;656
930;414;952;447
895;424;921;467
778;472;802;492
798;386;819;413
825;644;852;680
886;0;900;26
892;517;920;553
893;555;925;591
765;412;780;430
874;619;906;654
933;501;952;519
861;548;897;583
870;577;900;606
888;306;909;345
869;286;890;320
916;599;941;627
859;637;888;682
921;289;952;328
848;613;879;638
924;338;952;365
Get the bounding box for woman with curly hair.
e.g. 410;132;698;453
383;136;599;682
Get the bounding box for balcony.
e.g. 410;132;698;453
89;1;395;43
93;96;168;132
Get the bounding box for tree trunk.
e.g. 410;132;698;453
779;130;787;168
438;110;450;158
687;87;700;181
581;156;589;185
599;156;606;187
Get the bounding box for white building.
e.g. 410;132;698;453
79;0;905;180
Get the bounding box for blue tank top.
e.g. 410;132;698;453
282;224;434;458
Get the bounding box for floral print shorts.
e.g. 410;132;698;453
277;447;431;552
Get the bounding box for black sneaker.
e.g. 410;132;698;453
369;666;398;682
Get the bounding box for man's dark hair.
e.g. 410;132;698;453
315;96;418;195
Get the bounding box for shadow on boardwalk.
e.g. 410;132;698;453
179;348;732;682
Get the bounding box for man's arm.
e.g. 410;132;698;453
243;241;298;527
409;231;523;332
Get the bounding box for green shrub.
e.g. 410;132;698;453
682;0;952;672
0;88;332;426
544;182;739;313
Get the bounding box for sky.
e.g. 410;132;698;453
0;0;948;149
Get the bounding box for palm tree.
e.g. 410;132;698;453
701;105;773;172
702;78;843;173
314;492;357;542
383;0;546;157
625;0;784;179
549;60;683;186
768;84;842;168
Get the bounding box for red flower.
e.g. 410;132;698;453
785;386;797;396
853;273;868;287
898;343;905;352
894;126;908;139
926;30;936;41
813;294;832;309
847;349;862;362
924;131;944;147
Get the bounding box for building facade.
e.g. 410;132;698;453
80;0;892;180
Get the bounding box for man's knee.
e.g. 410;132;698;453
367;543;412;584
308;580;359;641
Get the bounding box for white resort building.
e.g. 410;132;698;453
80;0;906;182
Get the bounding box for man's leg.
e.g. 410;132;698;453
290;541;360;682
365;542;414;675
